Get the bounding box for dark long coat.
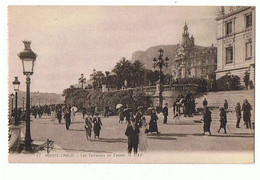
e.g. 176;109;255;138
219;110;227;128
85;117;92;137
125;124;139;146
203;107;212;132
242;102;252;122
149;112;158;132
93;117;102;137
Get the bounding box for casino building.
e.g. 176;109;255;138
172;23;217;79
215;6;255;85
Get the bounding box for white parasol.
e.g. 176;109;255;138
116;104;123;109
71;106;78;112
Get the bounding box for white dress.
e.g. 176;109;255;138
70;110;76;123
138;125;149;152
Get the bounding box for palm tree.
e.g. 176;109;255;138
112;57;133;88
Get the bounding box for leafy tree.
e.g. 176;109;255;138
112;57;133;88
132;60;145;87
90;70;105;89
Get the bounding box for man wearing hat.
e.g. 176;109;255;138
93;112;103;138
163;103;169;124
125;118;139;155
135;106;143;127
85;112;93;141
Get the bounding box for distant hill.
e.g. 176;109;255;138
131;45;179;74
9;91;65;109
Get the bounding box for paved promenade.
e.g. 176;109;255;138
26;111;254;154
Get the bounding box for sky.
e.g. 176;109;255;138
8;6;219;94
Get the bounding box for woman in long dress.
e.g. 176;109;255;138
85;113;93;141
202;106;212;135
70;108;76;123
149;109;160;134
217;107;227;134
138;117;149;152
93;113;103;138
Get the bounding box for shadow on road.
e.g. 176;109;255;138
210;134;254;138
93;138;127;143
148;136;177;141
148;133;187;137
69;129;85;132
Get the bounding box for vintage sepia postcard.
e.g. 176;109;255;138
7;6;255;163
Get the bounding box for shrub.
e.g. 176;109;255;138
216;75;241;91
64;88;152;115
177;77;208;92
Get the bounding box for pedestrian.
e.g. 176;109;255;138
242;99;252;129
57;108;62;124
93;113;103;138
82;107;86;119
85;113;93;141
217;107;227;134
138;117;149;152
149;109;160;134
235;102;241;128
203;98;208;107
125;118;139;155
124;105;131;124
64;109;71;130
119;106;124;124
104;106;110;118
163;103;168;124
202;106;212;135
135;107;143;127
224;100;228;111
70;107;76;123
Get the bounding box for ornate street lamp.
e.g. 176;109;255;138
22;97;25;111
12;77;20;125
18;40;37;151
152;48;169;108
78;73;86;89
10;93;14;116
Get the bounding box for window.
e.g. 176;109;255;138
226;47;233;64
188;60;192;66
202;68;206;75
245;42;252;59
246;14;252;28
226;21;232;35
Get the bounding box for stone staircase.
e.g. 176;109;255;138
195;90;255;124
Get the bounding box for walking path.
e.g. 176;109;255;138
9;112;254;163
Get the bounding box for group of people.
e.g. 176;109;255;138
118;105;169;155
84;113;103;141
124;107;151;155
173;93;196;118
202;98;253;136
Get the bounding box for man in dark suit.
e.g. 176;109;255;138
125;119;139;155
163;103;168;124
64;109;71;130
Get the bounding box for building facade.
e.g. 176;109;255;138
215;6;255;85
172;23;217;79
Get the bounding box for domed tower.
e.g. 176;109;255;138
181;23;192;49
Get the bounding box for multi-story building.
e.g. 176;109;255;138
172;23;217;79
215;6;255;85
